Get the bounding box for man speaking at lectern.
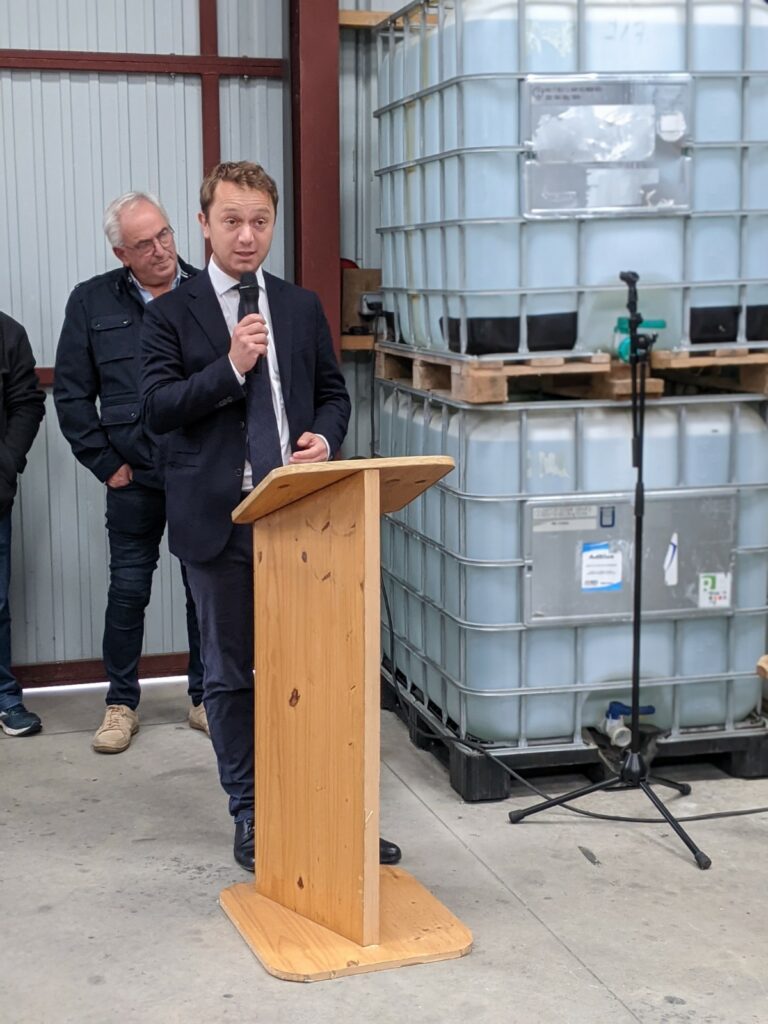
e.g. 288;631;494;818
141;161;401;871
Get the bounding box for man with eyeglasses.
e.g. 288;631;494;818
54;192;206;753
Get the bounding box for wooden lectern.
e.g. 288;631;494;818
219;457;472;981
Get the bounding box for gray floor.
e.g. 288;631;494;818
2;680;767;1024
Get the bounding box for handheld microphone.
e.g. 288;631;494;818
239;271;262;374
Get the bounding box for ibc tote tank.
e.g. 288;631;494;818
378;382;768;747
376;0;768;355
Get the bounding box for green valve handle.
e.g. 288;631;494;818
615;318;666;364
615;317;667;332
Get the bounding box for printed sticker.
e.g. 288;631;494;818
582;541;622;592
698;572;731;609
533;504;598;533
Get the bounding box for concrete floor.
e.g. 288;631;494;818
2;679;767;1024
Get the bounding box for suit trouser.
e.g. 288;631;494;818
104;481;203;708
183;523;254;821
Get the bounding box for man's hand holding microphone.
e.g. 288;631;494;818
229;272;267;376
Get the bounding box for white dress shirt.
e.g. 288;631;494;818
207;257;293;492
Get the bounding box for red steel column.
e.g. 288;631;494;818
199;0;221;193
290;0;341;351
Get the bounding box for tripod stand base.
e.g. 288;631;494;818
508;761;711;870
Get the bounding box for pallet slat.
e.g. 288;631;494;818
375;345;626;404
651;348;768;395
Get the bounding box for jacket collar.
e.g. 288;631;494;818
186;268;231;359
114;256;200;311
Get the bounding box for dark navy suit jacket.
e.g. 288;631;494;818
140;268;350;563
54;259;198;489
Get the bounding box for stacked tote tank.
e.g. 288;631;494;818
376;0;768;355
379;385;768;747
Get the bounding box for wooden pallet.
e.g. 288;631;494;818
341;333;375;352
374;345;613;404
541;361;665;400
651;348;768;394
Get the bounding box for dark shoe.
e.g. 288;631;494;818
0;704;42;737
379;836;401;865
234;818;255;872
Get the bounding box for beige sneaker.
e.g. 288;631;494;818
92;705;139;753
188;702;210;737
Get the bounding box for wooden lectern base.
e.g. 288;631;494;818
219;867;473;982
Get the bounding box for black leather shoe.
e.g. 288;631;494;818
234;818;255;872
379;836;401;865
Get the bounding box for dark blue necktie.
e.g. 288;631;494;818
237;287;283;485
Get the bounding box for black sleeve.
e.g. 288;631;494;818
1;317;46;475
53;289;124;482
141;300;244;434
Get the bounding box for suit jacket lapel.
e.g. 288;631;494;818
265;271;292;399
187;268;231;358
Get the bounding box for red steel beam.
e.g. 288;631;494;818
290;0;341;352
0;48;284;77
199;0;219;55
14;653;190;688
199;0;221;177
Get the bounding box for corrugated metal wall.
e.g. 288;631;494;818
0;72;206;363
0;0;200;53
338;3;399;460
219;77;289;277
339;1;401;268
0;1;289;671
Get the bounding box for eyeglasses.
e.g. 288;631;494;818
122;226;175;255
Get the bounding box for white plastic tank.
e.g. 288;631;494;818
379;382;768;744
376;0;768;355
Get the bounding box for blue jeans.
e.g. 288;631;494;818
0;510;22;712
104;481;203;709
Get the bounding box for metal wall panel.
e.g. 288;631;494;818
10;409;193;667
0;0;200;54
0;70;205;366
219;77;289;278
217;0;285;59
1;70;204;668
339;0;400;267
1;1;292;671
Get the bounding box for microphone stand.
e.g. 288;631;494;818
508;272;712;871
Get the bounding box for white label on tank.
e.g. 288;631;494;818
663;532;679;587
698;573;732;609
533;505;598;532
582;542;622;592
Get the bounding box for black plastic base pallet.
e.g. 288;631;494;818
383;673;768;802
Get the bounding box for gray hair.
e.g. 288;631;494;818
103;191;170;247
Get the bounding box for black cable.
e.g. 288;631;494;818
484;751;768;824
381;582;768;824
372;327;768;829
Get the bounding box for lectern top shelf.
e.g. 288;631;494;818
231;456;455;524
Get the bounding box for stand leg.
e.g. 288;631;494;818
508;776;619;823
648;775;691;797
639;780;711;870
